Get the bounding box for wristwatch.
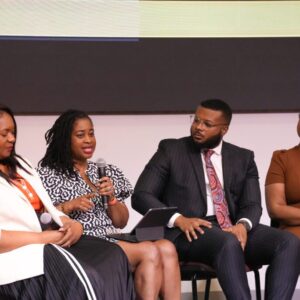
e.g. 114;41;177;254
237;220;251;232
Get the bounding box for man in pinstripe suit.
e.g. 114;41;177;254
132;99;300;300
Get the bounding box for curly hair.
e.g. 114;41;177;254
39;109;92;176
0;104;30;182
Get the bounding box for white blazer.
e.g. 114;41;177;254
0;158;65;285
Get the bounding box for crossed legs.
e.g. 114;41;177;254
118;239;180;300
154;239;181;300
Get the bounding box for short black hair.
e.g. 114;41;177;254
39;109;92;176
200;99;232;124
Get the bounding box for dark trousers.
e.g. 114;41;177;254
174;223;300;300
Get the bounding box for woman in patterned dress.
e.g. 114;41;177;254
37;110;181;300
0;105;134;300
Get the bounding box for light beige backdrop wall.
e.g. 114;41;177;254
15;112;299;293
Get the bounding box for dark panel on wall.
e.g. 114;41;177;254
0;37;299;114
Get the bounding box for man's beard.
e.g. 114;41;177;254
191;132;223;151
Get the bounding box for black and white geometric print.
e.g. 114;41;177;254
37;161;133;242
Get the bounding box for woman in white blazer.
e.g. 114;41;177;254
0;105;134;300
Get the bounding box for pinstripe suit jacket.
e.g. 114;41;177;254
132;136;262;241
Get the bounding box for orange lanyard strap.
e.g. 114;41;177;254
11;175;44;212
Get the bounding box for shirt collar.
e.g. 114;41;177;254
213;140;223;156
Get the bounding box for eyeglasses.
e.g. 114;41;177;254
190;115;228;129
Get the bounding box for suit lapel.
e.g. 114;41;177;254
0;176;30;204
221;142;233;213
222;142;233;189
186;138;207;209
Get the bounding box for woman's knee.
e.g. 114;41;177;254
156;239;178;260
139;241;161;265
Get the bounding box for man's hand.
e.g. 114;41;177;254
223;224;248;250
174;215;212;242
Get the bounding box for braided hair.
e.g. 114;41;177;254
39;109;92;176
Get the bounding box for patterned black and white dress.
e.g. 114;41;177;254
37;162;133;242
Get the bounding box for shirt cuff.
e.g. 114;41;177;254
237;218;252;230
167;213;182;228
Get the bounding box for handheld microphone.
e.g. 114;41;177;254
39;212;59;230
96;158;109;210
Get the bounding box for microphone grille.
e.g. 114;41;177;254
40;212;52;225
96;158;106;167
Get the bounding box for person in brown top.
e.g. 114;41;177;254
265;113;300;238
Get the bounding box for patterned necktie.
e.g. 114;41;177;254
203;149;232;229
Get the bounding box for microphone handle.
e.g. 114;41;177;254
103;197;109;210
98;166;109;210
